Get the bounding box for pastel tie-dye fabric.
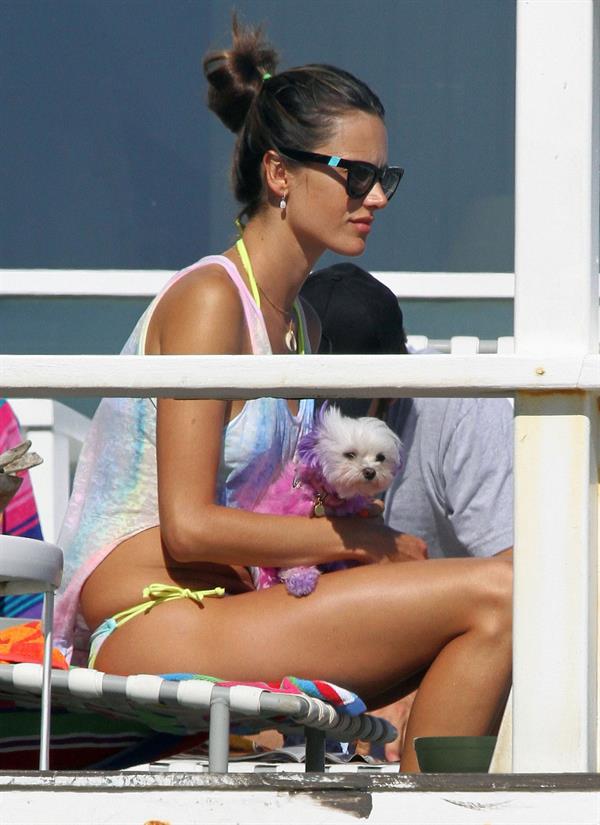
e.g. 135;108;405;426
54;256;313;664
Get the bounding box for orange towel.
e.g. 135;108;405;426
0;621;68;669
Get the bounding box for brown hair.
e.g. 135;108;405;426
203;15;385;221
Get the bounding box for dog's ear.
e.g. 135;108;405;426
317;400;330;423
320;403;344;428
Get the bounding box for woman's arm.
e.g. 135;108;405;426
149;264;424;567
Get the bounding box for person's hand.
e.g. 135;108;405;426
331;517;428;564
383;532;427;562
369;530;426;563
361;499;385;518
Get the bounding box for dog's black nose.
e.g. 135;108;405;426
363;468;376;481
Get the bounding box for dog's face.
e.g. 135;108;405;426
313;407;403;499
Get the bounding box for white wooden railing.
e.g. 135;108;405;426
3;338;514;545
0;269;517;298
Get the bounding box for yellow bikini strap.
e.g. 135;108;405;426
236;237;261;307
235;236;306;354
111;584;225;628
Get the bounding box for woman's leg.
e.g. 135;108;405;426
92;555;512;772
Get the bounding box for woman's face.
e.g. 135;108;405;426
285;111;390;260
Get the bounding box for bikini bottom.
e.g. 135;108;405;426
87;583;225;669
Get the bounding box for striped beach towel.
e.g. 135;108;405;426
0;399;44;618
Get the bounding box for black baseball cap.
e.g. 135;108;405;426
300;263;407;355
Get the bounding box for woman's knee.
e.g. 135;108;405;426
471;555;513;642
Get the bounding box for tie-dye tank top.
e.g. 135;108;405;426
54;255;314;664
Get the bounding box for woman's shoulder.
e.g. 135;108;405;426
148;256;248;355
166;256;245;307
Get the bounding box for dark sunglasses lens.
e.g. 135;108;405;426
382;168;403;201
347;164;376;198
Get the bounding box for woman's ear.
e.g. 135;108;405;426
263;150;288;202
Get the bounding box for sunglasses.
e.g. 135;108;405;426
278;147;404;201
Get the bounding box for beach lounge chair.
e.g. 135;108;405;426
0;535;63;769
0;535;396;773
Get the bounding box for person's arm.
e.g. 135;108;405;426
150;266;426;568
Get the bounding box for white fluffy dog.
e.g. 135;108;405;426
252;405;403;596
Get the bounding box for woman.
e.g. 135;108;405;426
54;19;511;771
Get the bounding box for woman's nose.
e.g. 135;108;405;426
364;181;388;209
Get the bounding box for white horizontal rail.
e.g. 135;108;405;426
3;270;599;306
1;353;599;397
374;272;516;299
0;269;525;299
1;270;172;298
408;336;517;354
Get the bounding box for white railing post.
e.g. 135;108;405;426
513;0;600;772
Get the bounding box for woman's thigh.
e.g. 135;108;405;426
93;556;511;700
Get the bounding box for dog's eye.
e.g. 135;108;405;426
376;453;386;462
343;451;356;460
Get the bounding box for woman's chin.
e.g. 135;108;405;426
329;237;368;257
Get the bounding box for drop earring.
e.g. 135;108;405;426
279;194;287;211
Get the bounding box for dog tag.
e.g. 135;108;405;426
313;501;326;517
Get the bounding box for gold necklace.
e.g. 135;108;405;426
235;236;300;353
256;284;298;353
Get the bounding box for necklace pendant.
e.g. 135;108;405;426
285;326;298;353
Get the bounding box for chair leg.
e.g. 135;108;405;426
305;727;326;772
39;590;54;770
208;687;231;773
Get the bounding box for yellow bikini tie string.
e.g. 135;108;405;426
142;583;225;604
111;583;225;628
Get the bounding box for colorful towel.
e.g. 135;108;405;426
0;666;365;770
163;673;366;716
0;621;68;669
0;703;207;771
0;399;44;619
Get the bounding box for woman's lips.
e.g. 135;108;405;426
350;218;373;234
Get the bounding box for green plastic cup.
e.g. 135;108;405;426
414;736;497;773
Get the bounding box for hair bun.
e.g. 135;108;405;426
203;15;278;134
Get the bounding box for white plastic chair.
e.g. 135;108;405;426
0;536;63;769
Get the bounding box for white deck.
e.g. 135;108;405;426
2;772;600;825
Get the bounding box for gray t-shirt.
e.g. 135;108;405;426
384;396;513;558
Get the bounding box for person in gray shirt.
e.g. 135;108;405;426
301;263;513;760
384;395;513;558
